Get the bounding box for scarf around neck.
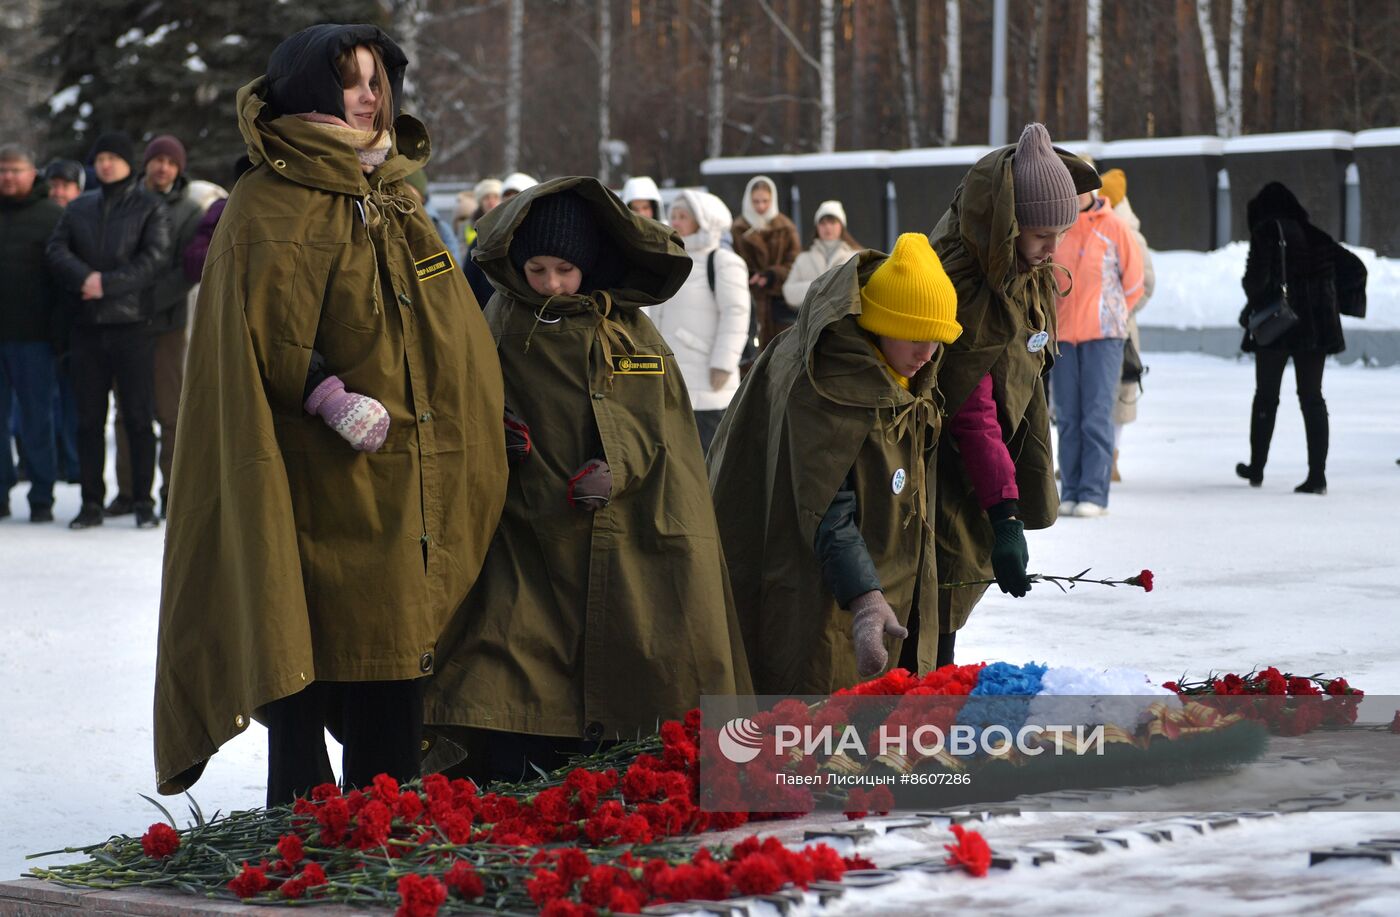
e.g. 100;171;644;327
296;112;392;173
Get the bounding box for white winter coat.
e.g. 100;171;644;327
782;238;860;308
645;190;751;412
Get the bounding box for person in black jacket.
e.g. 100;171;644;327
0;145;64;522
1236;181;1367;495
105;135;204;519
46;131;171;529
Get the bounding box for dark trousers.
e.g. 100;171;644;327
693;409;725;455
116;326;185;503
263;679;424;807
0;342;57;509
54;370;80;481
70;324;156;507
1250;350;1328;477
443;729;615;787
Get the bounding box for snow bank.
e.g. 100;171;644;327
1144;243;1400;331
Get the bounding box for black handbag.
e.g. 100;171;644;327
1121;336;1145;386
1247;221;1299;347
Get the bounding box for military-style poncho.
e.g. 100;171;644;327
424;177;751;744
930;145;1100;632
153;77;508;793
708;251;944;694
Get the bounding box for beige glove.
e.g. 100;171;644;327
849;590;909;678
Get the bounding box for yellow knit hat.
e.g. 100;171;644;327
857;233;962;344
1099;168;1127;208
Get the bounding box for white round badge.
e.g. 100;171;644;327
891;468;907;495
1027;331;1050;353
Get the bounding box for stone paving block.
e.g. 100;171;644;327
1067;833;1130;849
838;869;901;888
861;816;932;834
807;881;847;904
1309;847;1394;866
802;826;875;844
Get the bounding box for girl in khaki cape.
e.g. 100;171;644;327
708;233;962;694
424;178;750;783
153;24;507;804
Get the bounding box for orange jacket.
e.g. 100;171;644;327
1054;198;1145;345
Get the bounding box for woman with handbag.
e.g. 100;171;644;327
1236;181;1367;495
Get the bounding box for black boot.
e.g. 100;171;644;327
134;500;161;528
104;494;135;517
69;502;104;529
1296;398;1329;495
1240;397;1278;487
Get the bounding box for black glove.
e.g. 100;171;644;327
504;407;532;464
989;517;1032;597
566;459;612;511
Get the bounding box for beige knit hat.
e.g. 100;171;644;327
1012;123;1078;230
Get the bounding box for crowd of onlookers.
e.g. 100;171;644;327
1;134;232;527
2;125;1360;534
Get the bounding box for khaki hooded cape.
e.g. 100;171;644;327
423;177;751;743
708;251;944;695
930;144;1099;632
153;79;507;793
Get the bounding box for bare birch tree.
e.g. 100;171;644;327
941;0;961;145
597;0;612;182
889;0;920;147
1226;0;1244;135
707;0;725;158
380;0;424;107
818;0;836;151
1086;0;1103;141
1195;0;1245;135
503;0;524;172
756;0;836;152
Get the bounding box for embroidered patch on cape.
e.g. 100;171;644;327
892;468;908;495
611;354;665;375
414;250;455;282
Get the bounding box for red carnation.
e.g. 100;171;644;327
276;833;304;866
527;868;570;905
843;854;876;870
1127;569;1154;592
541;901;597;917
228;861;272;899
349;799;393;848
944;824;992;877
140;823;180;860
1390;711;1400;734
395;790;425;822
395;874;447;917
279;860;327;900
445;860;485;899
731;853;786;895
315;796;351;846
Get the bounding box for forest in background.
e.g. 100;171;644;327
2;0;1397;184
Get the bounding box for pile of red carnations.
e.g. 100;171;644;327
1163;667;1364;736
35;704;999;916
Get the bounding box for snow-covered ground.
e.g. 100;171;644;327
1145;242;1399;331
3;352;1400;907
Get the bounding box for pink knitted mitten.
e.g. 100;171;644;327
304;375;390;452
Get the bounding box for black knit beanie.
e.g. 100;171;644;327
509;191;602;276
90;131;135;167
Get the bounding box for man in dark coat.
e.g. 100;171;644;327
106;135;204;518
0;145;63;522
46;130;171;529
